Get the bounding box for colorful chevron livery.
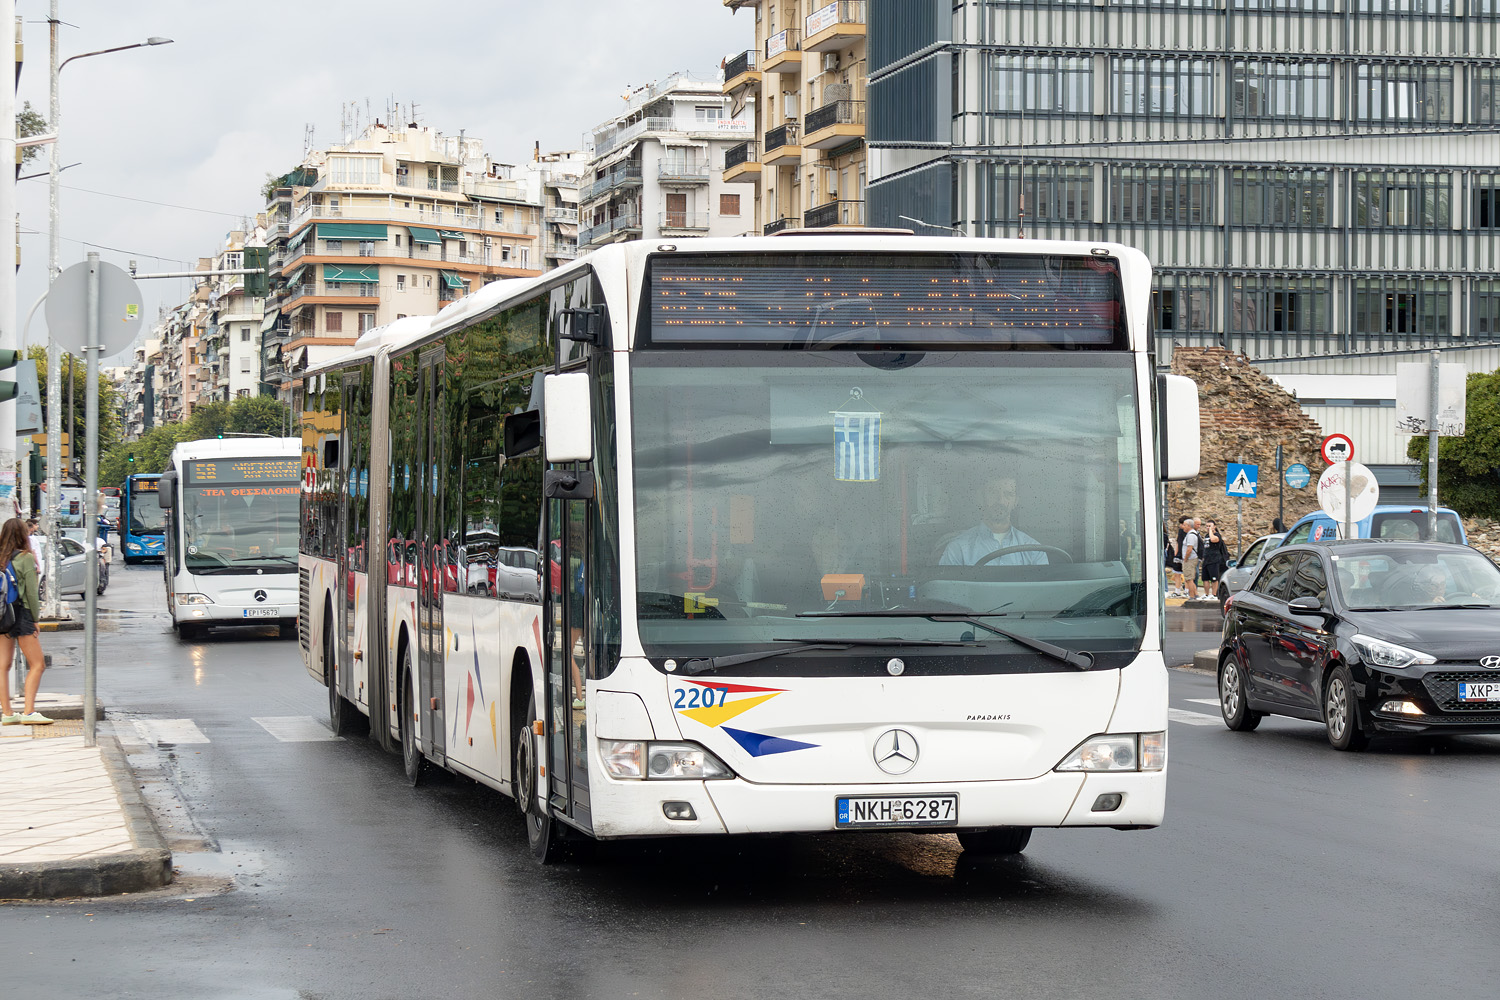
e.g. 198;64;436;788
673;679;818;757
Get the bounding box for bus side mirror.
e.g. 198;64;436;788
1158;373;1201;482
157;471;177;509
542;372;592;463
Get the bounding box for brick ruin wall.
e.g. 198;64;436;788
1165;347;1326;553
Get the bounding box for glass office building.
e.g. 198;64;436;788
866;0;1500;361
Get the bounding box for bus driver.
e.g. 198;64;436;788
938;474;1050;566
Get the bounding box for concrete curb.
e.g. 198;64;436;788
37;619;84;632
0;734;173;900
1193;649;1220;672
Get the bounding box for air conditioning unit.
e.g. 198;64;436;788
823;53;839;72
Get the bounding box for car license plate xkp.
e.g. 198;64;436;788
1458;681;1500;703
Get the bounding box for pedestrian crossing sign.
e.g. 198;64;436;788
1226;463;1258;498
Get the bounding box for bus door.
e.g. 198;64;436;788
417;351;446;765
336;373;357;706
546;495;591;827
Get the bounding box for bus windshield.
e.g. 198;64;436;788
630;350;1146;674
127;480;166;535
180;459;300;573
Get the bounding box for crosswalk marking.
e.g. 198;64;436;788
252;716;341;742
1186;698;1221;707
133;719;211;745
1169;707;1222;727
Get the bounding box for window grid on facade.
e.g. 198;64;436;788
1474;173;1500;228
1232;60;1334;120
1353;277;1451;348
1228;275;1331;357
1110;57;1215;118
1151;273;1215;340
1473;280;1500;338
1229;168;1330;226
992;162;1094;230
1352;170;1450;229
1109;165;1214;225
991;54;1092;114
1353;63;1453;125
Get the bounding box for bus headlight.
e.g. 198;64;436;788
125;542;141;552
1055;732;1167;773
176;593;214;605
599;740;733;780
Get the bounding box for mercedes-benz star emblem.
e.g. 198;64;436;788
1481;655;1500;669
254;590;268;603
873;729;918;775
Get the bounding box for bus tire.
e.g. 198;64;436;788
176;621;201;642
514;691;568;864
399;644;424;786
957;827;1032;856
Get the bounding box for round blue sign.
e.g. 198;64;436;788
1284;463;1311;489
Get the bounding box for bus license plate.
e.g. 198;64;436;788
242;608;278;619
836;794;958;829
1458;681;1500;703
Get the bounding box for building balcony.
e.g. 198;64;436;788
660;211;709;232
723;0;760;8
723;141;762;186
803;100;866;149
580;211;642;247
803;199;866;229
544;206;578;224
581;164;644;204
762;123;802;166
804;1;867;53
724;49;760;97
547;240;579;260
763;217;799;235
764;28;802;74
658;160;710;184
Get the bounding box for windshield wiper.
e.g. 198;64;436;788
678;636;975;676
799;610;1095;671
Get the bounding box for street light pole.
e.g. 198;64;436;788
42;4;172;618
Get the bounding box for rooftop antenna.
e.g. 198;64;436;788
303;123;315;158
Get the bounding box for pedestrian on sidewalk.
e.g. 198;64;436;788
0;517;52;726
1201;520;1229;593
1179;516;1202;600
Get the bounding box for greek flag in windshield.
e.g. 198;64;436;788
833;410;882;482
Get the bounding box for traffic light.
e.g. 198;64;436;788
127;452;135;463
244;245;269;296
0;348;18;402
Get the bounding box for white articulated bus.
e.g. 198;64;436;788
158;437;302;640
298;235;1200;862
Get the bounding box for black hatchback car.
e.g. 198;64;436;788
1218;539;1500;750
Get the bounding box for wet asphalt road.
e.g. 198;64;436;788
3;564;1497;1000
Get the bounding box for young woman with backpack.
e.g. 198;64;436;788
0;517;51;725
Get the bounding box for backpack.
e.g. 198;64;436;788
0;563;16;632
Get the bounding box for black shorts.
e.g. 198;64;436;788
5;601;36;639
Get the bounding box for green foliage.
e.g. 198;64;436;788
16;101;48;165
1406;369;1500;519
98;396;292;489
25;345;126;462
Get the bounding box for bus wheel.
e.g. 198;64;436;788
399;647;424;786
514;693;568;864
176;622;201;642
957;827;1033;856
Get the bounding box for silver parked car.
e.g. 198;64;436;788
33;535;110;601
1215;532;1284;608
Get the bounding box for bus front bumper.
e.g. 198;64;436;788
586;767;1165;839
175;602;298;625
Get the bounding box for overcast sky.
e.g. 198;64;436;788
15;0;751;363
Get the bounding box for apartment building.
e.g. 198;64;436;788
526;150;587;269
864;1;1500;362
154;276;211;425
580;73;756;248
124;337;160;439
721;0;869;233
261;122;546;395
197;227;268;404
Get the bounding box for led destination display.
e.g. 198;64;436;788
646;253;1127;348
184;458;301;486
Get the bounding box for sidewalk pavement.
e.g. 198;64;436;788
0;694;172;900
